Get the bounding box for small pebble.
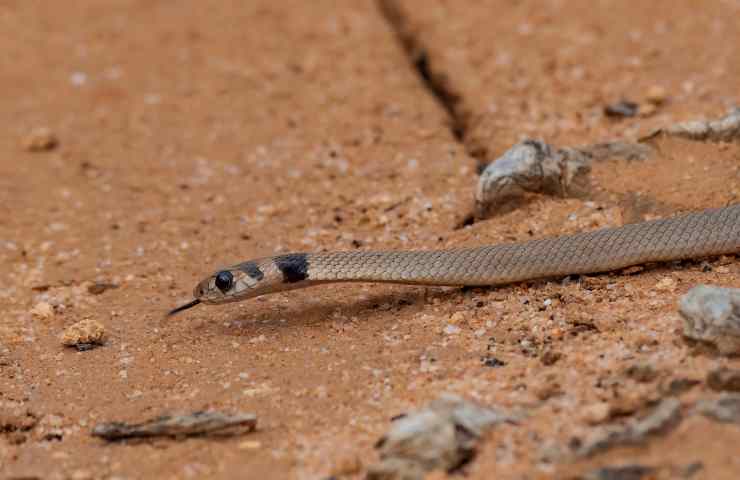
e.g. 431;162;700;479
481;356;506;368
87;282;118;295
540;349;562;366
61;319;107;349
581;465;655;480
30;301;54;319
645;85;668;105
238;440;262;450
443;324;461;335
368;394;515;479
581;402;611;425
22;127;58;152
46;414;63;428
70;71;87;86
664;377;701;396
639;102;658;117
448;312;466;324
695;394;740;424
707;367;740;392
576;397;681;457
533;380;562;401
604;100;638;118
625;363;659;383
654;277;675;291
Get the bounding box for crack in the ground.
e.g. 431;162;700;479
378;1;597;229
376;0;494;228
376;0;468;142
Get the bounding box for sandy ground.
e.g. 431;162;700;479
2;1;740;479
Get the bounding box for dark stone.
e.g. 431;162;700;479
580;464;654;480
540;348;562;366
604;100;639;118
481;357;506;368
87;282;118;295
625;363;659;383
707;367;740;392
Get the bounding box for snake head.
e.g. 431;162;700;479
194;262;269;305
168;254;314;316
167;261;269;316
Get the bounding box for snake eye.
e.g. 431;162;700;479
214;271;234;293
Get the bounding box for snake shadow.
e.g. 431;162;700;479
206;285;474;337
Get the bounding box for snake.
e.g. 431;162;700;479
168;204;740;316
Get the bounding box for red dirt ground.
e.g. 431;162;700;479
2;1;739;479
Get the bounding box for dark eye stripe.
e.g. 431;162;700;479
238;261;264;281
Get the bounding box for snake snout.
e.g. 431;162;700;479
193;279;210;300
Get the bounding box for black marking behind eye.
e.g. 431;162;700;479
274;254;309;283
238;261;264;281
215;271;234;292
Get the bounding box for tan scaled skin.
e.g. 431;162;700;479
168;204;740;316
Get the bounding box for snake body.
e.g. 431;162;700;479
169;204;740;315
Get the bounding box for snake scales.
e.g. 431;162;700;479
168;204;740;315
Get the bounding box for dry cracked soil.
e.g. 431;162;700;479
2;1;740;479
